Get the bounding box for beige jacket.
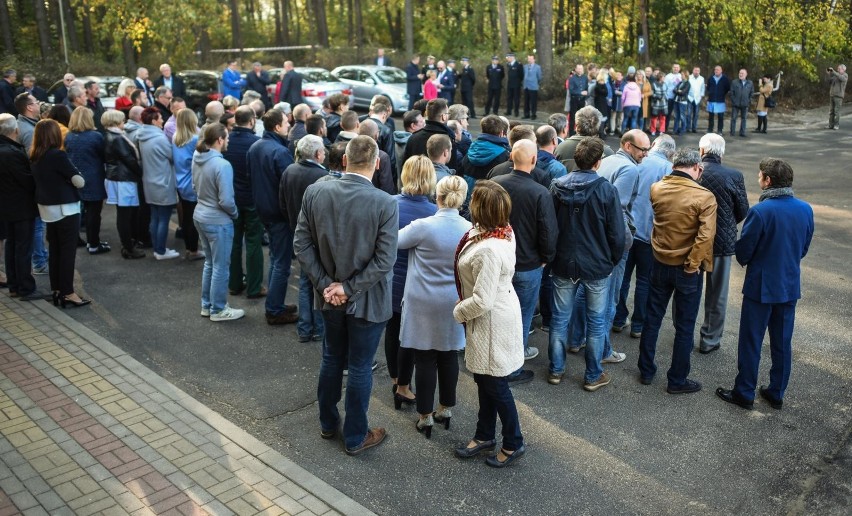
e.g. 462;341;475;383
829;70;848;98
650;174;718;273
453;228;524;377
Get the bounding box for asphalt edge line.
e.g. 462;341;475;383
28;299;376;516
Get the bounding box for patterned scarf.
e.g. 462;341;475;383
759;186;794;202
453;225;513;302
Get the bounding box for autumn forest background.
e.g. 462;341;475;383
2;0;851;106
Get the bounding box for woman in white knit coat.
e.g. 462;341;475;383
452;180;525;468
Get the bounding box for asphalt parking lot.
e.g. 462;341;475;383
49;104;852;515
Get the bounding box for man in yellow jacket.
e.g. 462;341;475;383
637;148;717;394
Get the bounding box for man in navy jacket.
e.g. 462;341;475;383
717;158;814;410
405;56;423;110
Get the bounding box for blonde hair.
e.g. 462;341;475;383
101;109;125;128
68;106;95;132
436;175;467;209
173;108;199;148
118;78;136;98
596;71;609;83
222;95;239;111
400;155;437;196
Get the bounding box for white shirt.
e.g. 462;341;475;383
664;72;681;99
688;75;705;103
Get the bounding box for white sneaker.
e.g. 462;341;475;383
524;346;539;360
602;351;627;364
210;306;245;322
200;308;210;317
154;249;180;260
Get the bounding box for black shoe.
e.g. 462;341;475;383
415;417;433;439
121;247;146;259
19;291;48;302
454;439;497;458
716;387;754;410
77;237;87;247
320;422;340;440
759;386;783;409
666;379;702;394
699;344;721;355
485;445;526;468
88;242;111;255
639;375;654;385
507;370;534;386
394;392;416;410
60;296;92;308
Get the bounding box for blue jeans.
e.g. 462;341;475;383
673;103;688;134
688;102;700;131
549;275;609;382
637;260;703;387
32;216;48;269
615;240;653;334
568;251;628;358
539;265;553;327
298;273;325;338
264;221;293;316
473;374;524;451
621;106;640;131
148;204;175;255
317;311;386;449
196;221;234;314
512;267;543;351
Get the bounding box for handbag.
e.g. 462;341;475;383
764;94;776;108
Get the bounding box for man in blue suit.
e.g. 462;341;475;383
405;55;423;110
222;60;246;100
716;158;814;410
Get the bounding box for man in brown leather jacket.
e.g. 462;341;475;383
637;147;717;395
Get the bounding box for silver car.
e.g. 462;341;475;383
46;75;127;109
266;67;353;111
331;65;409;114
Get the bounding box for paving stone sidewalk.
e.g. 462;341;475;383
0;293;374;516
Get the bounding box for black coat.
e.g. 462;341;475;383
222;126;260;208
86;97;106;132
16;86;48;102
402;120;460;170
699;154;750;256
103;131;142;182
506;61;524;89
31;148;82;206
486;64;505;90
153;75;186;99
154;100;171;124
53;84;69;105
406;62;422;98
280;71;303;107
245;70;272;106
0;135;37;221
492;170;558;271
460;66;476;93
279;160;328;231
0;79;17;116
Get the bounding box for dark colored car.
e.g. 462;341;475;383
178;70;222;120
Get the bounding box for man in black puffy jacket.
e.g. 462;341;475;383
548;137;625;391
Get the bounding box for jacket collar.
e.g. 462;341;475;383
0;134;23;149
298;159;327;171
616;148;638;165
341;172;372;185
231;126;255;136
701;153;722;164
262;131;288;147
669;170;699;184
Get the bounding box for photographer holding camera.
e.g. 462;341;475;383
827;64;848;130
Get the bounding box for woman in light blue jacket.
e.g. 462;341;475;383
172;108;203;260
398;176;471;438
137;107;177;260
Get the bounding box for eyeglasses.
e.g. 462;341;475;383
629;142;651;153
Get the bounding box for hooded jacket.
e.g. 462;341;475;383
192;149;238;225
551;171;624;281
137;124;177;206
536;149;567;185
124;120;142;145
460;133;510;180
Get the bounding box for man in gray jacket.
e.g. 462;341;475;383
827;64;848;129
294;135;398;456
729;69;754;137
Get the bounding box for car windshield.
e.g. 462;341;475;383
375;69;406;84
303;70;334;83
100;81;122;98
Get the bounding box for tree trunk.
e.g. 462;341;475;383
313;0;329;47
639;0;649;65
0;0;13;53
610;0;618;52
555;0;564;49
354;0;363;61
534;0;553;82
347;0;353;45
121;37;137;77
229;0;242;49
627;0;635;55
81;1;93;53
282;0;290;45
33;0;52;58
404;0;413;55
497;0;509;55
273;0;282;45
592;0;602;53
63;0;79;52
573;0;581;43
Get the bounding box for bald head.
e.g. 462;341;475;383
621;129;651;164
358;118;379;140
510;140;537;173
128;106;144;122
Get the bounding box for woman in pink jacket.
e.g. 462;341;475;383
620;73;643;131
423;70;438;100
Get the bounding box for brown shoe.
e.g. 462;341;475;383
265;311;298;325
247;287;268;299
345;428;387;456
583;372;611;392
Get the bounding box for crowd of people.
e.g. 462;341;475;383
0;56;828;464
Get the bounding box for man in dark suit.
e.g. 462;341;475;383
375;48;391;67
16;74;48;102
52;73;75;105
134;67;155;106
485;56;504;116
294;135;397;456
405;56;423;110
504;53;524;117
717;158;814;411
245;61;272;108
0;69;17;115
438;60;456;103
152;64;186;99
459;57;476;118
280;61;303;108
421;55;437;84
